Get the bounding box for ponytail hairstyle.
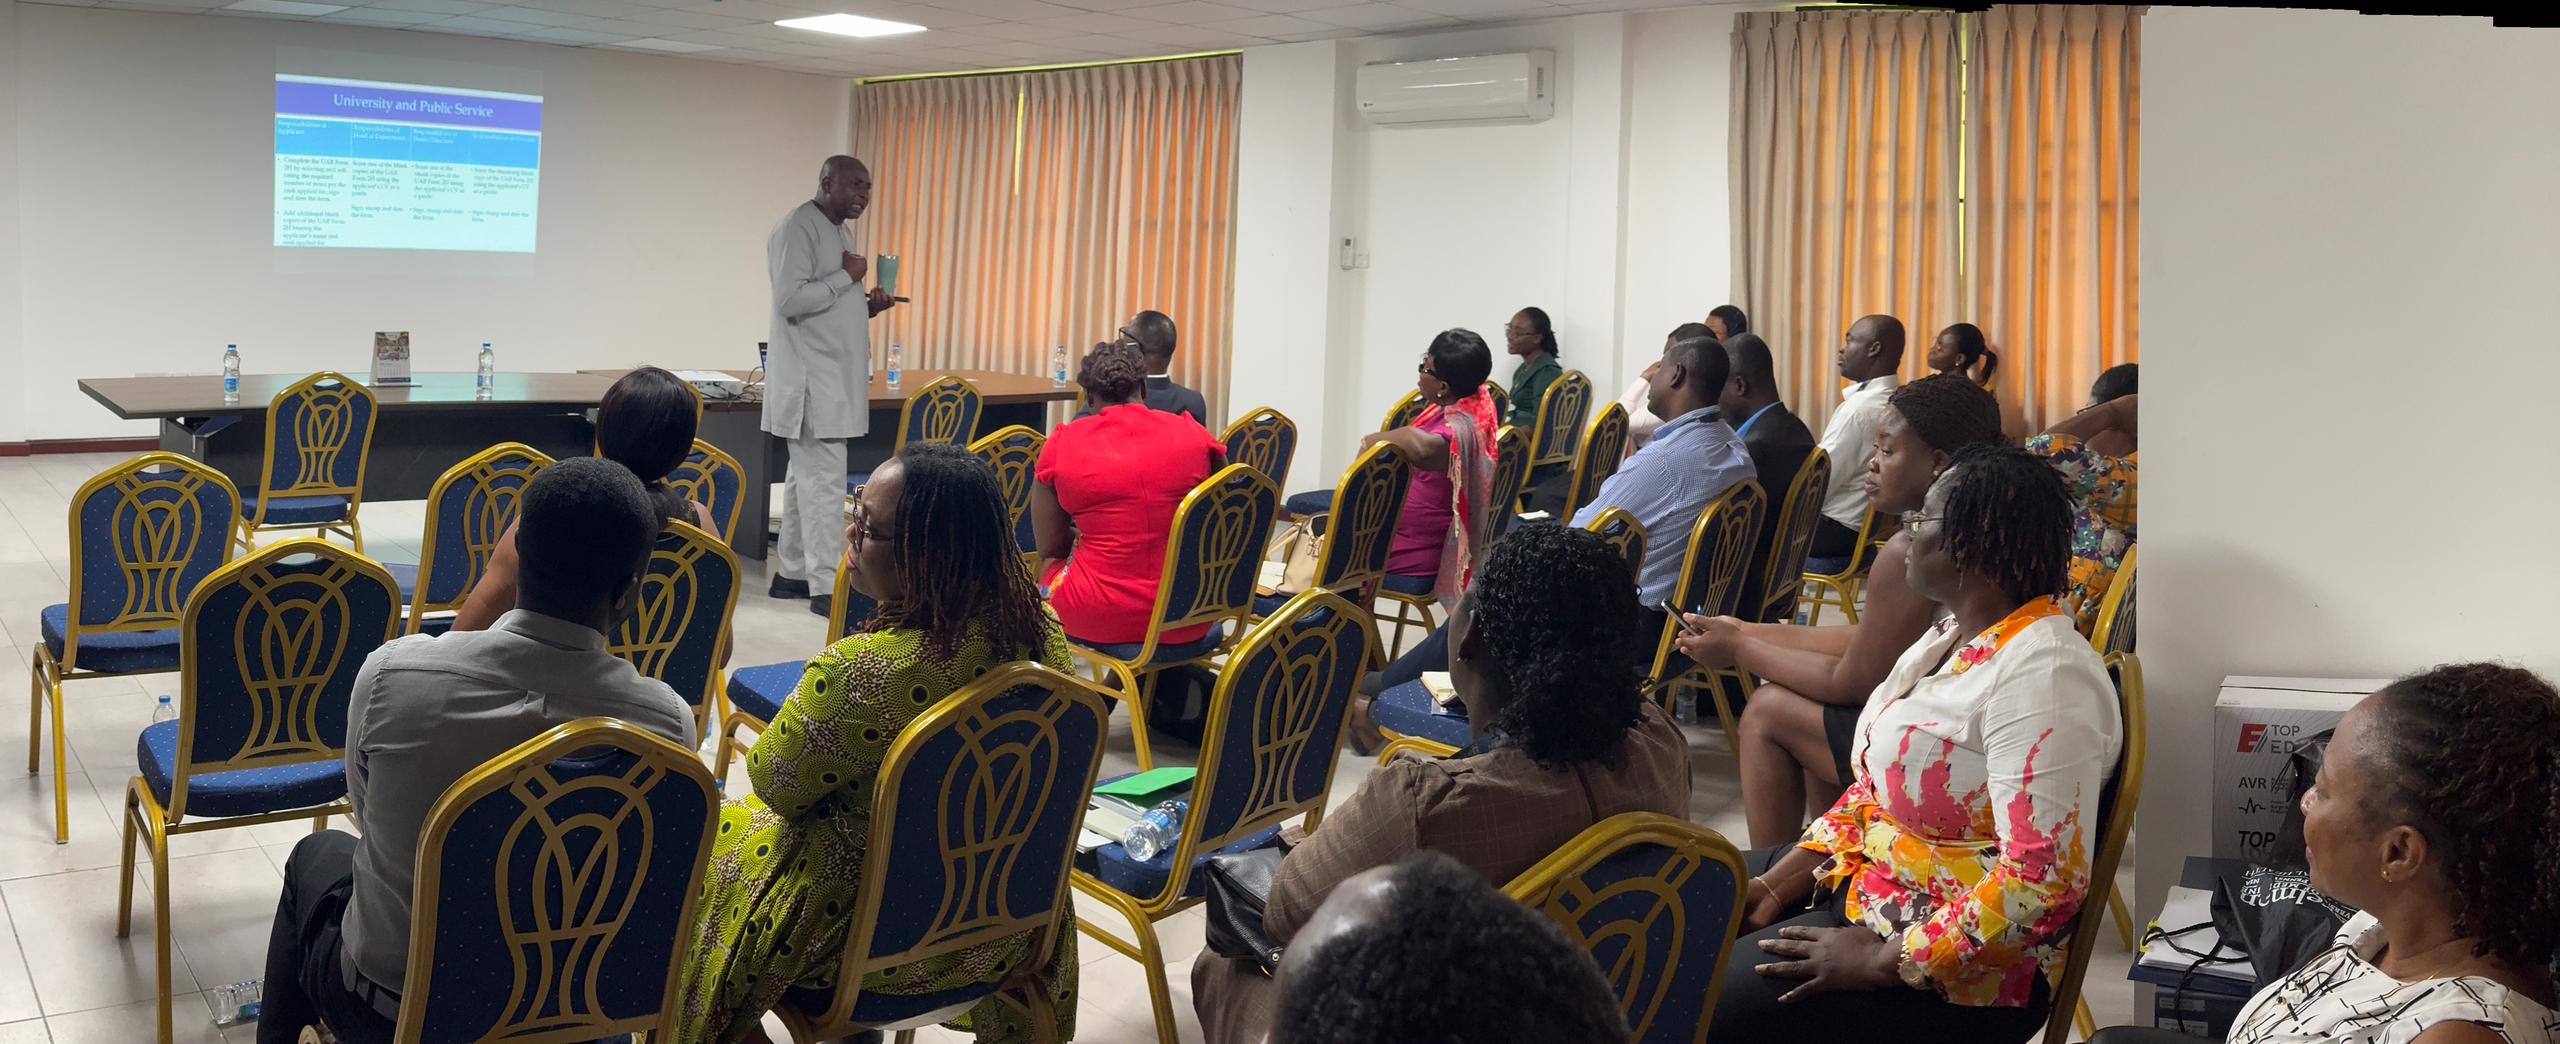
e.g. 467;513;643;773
595;366;700;526
1516;307;1559;358
1939;322;1999;384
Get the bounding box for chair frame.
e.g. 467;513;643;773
1219;407;1297;490
969;424;1046;537
29;453;241;844
1525;369;1594;478
390;717;719;1044
776;662;1113;1043
2044;652;2148;1043
1487;425;1532;538
1485;379;1509;424
243;370;379;551
1646;481;1765;747
1071;589;1376;1044
118;539;400;1044
714;550;859;782
1378;389;1426;433
666;438;748;546
1752;450;1832;626
1502;811;1750;1044
2093;543;2138;657
1066;463;1278;772
1561;401;1633;519
1295;443;1413;658
896;374;984;451
1585;507;1649;591
1375;734;1459;764
607;519;743;743
404;443;554;634
1800;507;1895;626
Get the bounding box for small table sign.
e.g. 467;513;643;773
371;332;413;386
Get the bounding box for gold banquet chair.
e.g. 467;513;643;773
851;374;985;493
1378;388;1427;433
1504;812;1750;1044
1067;463;1278;772
241;370;379;552
1799;507;1892;626
2043;651;2149;1043
607;520;742;742
30;452;240;844
392;443;553;635
1278;444;1413;655
1586;507;1649;588
666;438;748;546
970;424;1046;561
768;662;1113;1043
1220;407;1298;490
1646;480;1765;746
1487;425;1532;538
1486;378;1509;424
1560;401;1633;519
1521;369;1593;508
304;718;718;1044
715;552;861;783
1692;450;1833;743
2094;543;2138;657
120;539;402;1044
1074;590;1376;1044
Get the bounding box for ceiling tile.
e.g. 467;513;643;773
1114;0;1254;23
656;25;775;43
477;5;596;24
672;0;818;19
318;6;446;21
604;34;726;48
1199;11;1322;33
892;4;1004;26
361;0;497;15
1295;1;1446;27
560;15;694;33
951;19;1061;39
515;0;638;15
422;13;532;30
1120;22;1248;45
1044;0;1177;12
1053;32;1182;54
1219;0;1343;13
1395;0;1552;15
969;38;1098;59
917;0;1083;19
1268;27;1341;39
1026;9;1158;31
512;23;628;39
593;6;744;26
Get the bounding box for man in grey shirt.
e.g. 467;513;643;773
255;458;695;1044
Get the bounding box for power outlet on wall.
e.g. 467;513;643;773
1340;236;1357;270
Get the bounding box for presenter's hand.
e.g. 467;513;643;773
842;251;867;283
867;288;896;316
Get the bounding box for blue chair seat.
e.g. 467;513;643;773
728;660;806;723
1281;489;1334;517
1078;821;1285;902
38;604;182;675
1071;625;1225;666
783;977;995;1030
137;720;347;819
1369;680;1471;749
1379;574;1435;598
383;562;420;601
244;494;351;525
1804;554;1853;576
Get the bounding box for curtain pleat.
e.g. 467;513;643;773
848;55;1241;427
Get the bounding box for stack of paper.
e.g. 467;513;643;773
1079;767;1198;853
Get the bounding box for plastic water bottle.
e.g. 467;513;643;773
886;343;903;387
757;341;769;370
222;344;241;405
151;693;176;725
1052;344;1070;386
1121;799;1188;862
476;342;495;398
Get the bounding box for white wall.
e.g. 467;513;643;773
1228;40;1343;493
0;0;21;447
9;5;849;441
2138;7;2560;912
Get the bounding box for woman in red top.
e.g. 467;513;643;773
1032;340;1228;648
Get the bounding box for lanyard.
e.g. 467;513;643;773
1734;402;1778;440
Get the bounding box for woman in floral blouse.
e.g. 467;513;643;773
2032;364;2137;636
1708;444;2121;1043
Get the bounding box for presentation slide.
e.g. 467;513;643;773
273;75;544;252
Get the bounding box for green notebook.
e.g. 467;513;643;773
1093;767;1197;806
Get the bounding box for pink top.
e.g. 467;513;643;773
1037;404;1226;646
1384;412;1455;580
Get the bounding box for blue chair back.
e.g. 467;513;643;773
1585;507;1648;584
1490;425;1532;529
257;371;378;513
1378;390;1425;433
171;540;400;820
412;444;553;625
397;718;717;1044
1220;408;1297;489
805;662;1111;1030
897;375;983;451
969;425;1046;541
1313;443;1411;595
1529;370;1593;469
1668;480;1765;620
67;453;240;637
665;440;745;545
1565;402;1632;517
1145;464;1279;639
1504;812;1748;1044
1165;591;1373;891
1754;449;1830;623
1486;381;1510;424
606;521;740;735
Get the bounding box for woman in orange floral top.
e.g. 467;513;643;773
1708;444;2121;1044
2032;364;2137;637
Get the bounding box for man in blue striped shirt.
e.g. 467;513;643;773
1570;330;1757;628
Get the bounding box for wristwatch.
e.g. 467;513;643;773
1895;953;1930;991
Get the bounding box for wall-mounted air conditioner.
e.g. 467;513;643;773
1355;50;1555;128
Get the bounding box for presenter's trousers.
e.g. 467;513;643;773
778;434;847;594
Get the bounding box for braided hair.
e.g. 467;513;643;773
1461;524;1644;768
1078;340;1146;406
1936;443;2072;606
1937;322;2000;383
2363;662;2560;972
863;443;1051;663
1889;374;2006;453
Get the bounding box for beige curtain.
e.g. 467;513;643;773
1967;5;2142;434
1730;10;1964;435
849;56;1242;426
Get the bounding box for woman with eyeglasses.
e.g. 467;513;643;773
677;443;1078;1044
1706;443;2118;1044
1032;339;1226;650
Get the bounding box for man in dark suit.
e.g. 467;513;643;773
1719;333;1817;622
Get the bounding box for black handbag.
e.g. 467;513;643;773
1202;848;1287;974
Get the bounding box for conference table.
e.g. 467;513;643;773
76;368;1076;561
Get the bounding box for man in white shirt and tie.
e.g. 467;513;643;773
765;155;894;614
1808;314;1906;561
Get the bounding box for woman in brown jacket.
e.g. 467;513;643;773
1192;523;1693;1043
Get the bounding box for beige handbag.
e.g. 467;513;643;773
1261;514;1330;595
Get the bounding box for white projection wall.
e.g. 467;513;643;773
274;74;544;252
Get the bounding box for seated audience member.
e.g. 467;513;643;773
1195;525;1688;1044
1619;322;1717;449
257;458;696;1044
2031;364;2137;636
1677;376;2004;846
680;445;1077;1044
1267;851;1635;1044
1504;306;1563;432
1926;322;2000;388
1077;310;1208;423
1707;303;1751;341
1709;444;2116;1044
1569;328;1755;641
1033;341;1226;649
1717;332;1818;620
452;366;721;630
1368;328;1498;599
1808;314;1909;560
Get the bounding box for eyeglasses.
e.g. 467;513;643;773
1899;511;1943;536
846;484;891;545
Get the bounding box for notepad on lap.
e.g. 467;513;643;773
1423;671;1461;708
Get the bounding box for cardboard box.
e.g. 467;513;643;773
2212;675;2388;862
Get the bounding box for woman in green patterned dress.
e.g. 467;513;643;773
677;443;1078;1044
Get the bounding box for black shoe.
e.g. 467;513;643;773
769;575;811;600
809;594;833;620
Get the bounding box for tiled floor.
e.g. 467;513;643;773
0;451;2138;1042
